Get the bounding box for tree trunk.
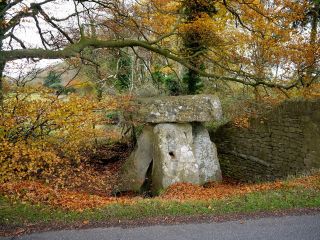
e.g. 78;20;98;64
0;60;5;108
182;26;204;95
181;0;217;95
310;7;318;46
0;1;7;108
306;3;319;86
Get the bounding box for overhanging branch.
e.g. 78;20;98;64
0;37;298;90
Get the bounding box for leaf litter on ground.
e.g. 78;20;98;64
1;170;319;211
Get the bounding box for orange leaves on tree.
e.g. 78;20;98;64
180;13;222;47
0;86;134;183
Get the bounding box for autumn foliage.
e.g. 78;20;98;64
0;86;133;183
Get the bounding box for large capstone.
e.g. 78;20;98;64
131;94;222;123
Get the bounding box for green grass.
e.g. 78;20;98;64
1;187;320;228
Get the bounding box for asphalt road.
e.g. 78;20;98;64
2;214;320;240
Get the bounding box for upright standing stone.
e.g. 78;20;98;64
152;123;199;194
193;124;222;184
117;126;154;192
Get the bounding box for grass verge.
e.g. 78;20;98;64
1;186;320;232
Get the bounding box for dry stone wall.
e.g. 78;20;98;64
211;99;320;182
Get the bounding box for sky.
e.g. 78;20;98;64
4;0;78;78
4;0;136;79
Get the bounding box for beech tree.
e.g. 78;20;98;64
0;0;318;105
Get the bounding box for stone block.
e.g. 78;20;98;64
131;94;222;123
193;124;222;184
116;126;154;192
152;123;199;193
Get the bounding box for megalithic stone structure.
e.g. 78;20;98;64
116;94;222;194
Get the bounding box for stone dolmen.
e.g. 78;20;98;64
117;95;223;194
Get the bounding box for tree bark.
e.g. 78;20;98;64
306;3;319;86
0;0;7;108
0;60;5;108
